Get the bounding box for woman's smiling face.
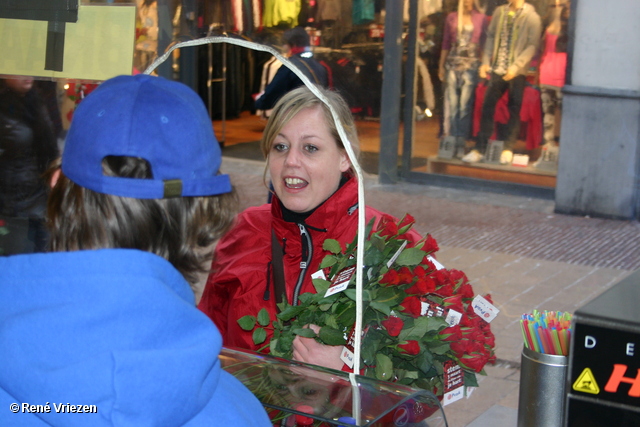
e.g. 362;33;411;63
268;105;350;213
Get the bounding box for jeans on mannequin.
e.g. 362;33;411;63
476;73;526;153
444;67;478;139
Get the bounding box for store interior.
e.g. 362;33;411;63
177;0;567;190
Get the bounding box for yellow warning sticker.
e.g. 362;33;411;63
572;368;600;395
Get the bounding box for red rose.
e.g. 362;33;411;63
397;266;413;285
381;316;404;337
440;325;461;342
443;295;464;314
433;270;450;287
406;276;436;295
380;269;400;286
459;352;489;373
413;265;426;278
0;219;5;227
421;257;437;273
450;339;472;356
436;283;454;297
398;340;421;355
398;214;415;230
458;282;475;299
399;296;423;318
377;215;398;238
422;234;439;254
484;330;496;347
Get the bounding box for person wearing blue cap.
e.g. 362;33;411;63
0;74;271;426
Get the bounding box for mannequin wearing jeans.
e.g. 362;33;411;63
438;0;487;157
463;0;541;164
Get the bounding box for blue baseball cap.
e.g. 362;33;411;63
62;74;231;199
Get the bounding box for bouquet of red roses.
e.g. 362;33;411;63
238;214;496;398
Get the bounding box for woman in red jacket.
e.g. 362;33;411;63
198;85;420;370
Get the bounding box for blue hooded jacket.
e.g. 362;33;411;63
0;249;271;426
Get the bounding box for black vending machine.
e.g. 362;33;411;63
566;269;640;426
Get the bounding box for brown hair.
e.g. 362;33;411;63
260;85;360;181
47;156;238;290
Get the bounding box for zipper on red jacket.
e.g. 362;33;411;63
292;223;313;306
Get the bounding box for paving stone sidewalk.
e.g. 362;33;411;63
222;157;638;426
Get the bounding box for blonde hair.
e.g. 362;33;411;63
260;85;360;179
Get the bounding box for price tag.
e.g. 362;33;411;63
324;266;356;297
443;360;465;406
472;295;499;323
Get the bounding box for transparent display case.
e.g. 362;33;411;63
220;348;448;426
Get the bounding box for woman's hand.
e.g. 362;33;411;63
292;324;345;371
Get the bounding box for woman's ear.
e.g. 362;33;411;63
49;168;62;188
339;150;351;173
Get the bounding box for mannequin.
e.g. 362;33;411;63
438;0;487;157
462;0;541;164
535;0;569;167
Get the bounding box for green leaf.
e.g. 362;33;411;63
320;255;338;269
376;286;405;306
323;239;343;254
428;342;451;355
395;247;426;266
257;308;271;327
370;300;392;315
253;327;267;345
312;278;331;294
292;327;317;338
237;315;257;331
344;289;371;302
375;353;394;381
324;314;339;329
364;247;385;267
398;316;430;341
278;305;307;322
319;326;347;346
369;234;386;253
319;303;333;312
404;371;419;379
464;370;479;388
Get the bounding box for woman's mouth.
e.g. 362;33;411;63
284;177;308;189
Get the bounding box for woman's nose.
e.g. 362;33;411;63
284;148;302;166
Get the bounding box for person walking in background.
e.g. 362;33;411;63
0;74;271;426
463;0;541;165
199;85;421;371
0;76;58;255
438;0;488;158
254;27;329;111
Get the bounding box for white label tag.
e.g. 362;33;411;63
340;346;355;369
386;240;408;268
472;295;499;323
324;266;356;297
443;386;465;406
445;308;462;327
443;360;464;406
311;269;326;281
427;255;445;270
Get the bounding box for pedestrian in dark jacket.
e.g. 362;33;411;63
0;74;271;427
199;85;421;371
0;76;58;254
254;27;329;111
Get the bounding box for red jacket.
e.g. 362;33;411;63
198;177;420;351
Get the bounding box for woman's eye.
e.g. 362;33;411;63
273;143;287;152
304;145;318;153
